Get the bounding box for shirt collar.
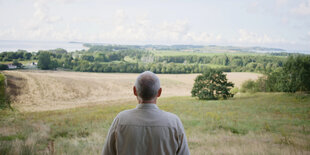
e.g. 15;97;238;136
136;103;159;109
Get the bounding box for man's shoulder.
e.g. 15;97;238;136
117;107;180;119
116;107;183;128
160;110;180;120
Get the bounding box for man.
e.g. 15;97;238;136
102;71;190;155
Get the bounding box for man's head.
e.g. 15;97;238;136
134;71;162;103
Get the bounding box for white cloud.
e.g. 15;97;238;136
82;10;223;44
237;29;287;45
291;0;310;15
0;2;301;48
275;0;288;7
246;1;260;13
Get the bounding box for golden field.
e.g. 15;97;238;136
3;70;260;111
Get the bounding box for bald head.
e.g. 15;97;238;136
134;71;161;101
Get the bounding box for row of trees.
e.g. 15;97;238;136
0;50;33;61
37;51;231;73
35;50;286;73
0;46;294;75
192;55;309;101
240;55;310;93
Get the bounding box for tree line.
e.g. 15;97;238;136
240;55;310;93
0;45;301;75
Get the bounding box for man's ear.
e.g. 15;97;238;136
157;88;162;97
133;86;138;96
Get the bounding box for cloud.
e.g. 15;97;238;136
85;10;223;44
291;0;310;15
0;28;17;39
246;1;260;13
275;0;288;7
237;29;287;45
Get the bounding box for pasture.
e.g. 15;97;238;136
0;71;309;155
0;93;309;154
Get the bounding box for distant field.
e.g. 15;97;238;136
3;71;261;111
0;93;309;154
0;60;37;65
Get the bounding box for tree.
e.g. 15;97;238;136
12;59;22;68
37;52;57;70
0;64;8;70
38;52;51;70
278;55;310;92
191;69;234;100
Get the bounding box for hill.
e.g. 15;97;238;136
3;71;261;111
0;93;309;154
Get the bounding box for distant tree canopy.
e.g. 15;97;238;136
0;45;304;75
0;50;31;61
0;73;10;109
12;60;22;68
37;52;57;70
239;55;310;93
266;55;310;92
191;69;234;100
0;64;8;70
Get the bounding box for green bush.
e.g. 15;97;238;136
230;87;239;95
0;73;9;109
240;80;257;93
240;77;267;93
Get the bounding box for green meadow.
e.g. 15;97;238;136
0;93;309;154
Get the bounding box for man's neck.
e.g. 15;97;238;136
138;98;157;104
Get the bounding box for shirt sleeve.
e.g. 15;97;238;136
102;117;119;155
176;119;190;155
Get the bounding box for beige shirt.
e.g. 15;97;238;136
102;103;190;155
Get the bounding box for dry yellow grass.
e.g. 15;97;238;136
4;70;261;111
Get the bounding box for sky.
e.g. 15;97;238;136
0;0;310;50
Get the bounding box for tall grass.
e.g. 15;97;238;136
0;93;309;154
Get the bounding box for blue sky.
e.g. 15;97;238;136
0;0;310;50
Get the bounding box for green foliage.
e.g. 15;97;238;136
0;73;10;109
0;50;33;61
191;69;234;100
37;52;57;70
230;87;239;95
1;45;291;73
0;64;8;70
240;80;257;93
12;59;22;68
265;55;310;92
238;55;310;93
240;77;268;93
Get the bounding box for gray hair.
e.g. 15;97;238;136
135;71;160;100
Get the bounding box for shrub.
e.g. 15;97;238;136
0;73;10;109
0;64;8;70
230;87;239;95
240;80;257;93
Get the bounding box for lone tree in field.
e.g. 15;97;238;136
191;69;234;100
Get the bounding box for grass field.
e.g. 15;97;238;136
0;93;309;154
1;71;309;155
1;60;37;65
